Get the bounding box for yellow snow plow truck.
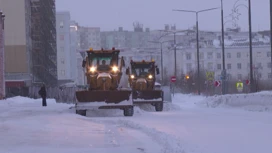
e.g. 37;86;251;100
126;59;163;111
75;48;134;116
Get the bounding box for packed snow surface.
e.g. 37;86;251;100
1;91;272;153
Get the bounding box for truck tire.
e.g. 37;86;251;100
124;106;134;116
155;102;163;112
76;110;86;116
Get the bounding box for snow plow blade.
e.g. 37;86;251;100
132;90;164;104
75;90;131;103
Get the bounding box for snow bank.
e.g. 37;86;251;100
199;91;272;112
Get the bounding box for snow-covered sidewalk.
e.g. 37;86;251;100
0;97;161;153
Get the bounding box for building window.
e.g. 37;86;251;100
267;52;271;57
60;47;64;52
258;73;262;78
186;53;191;60
200;53;204;59
61;58;65;64
217;53;221;59
60;35;64;40
237;52;241;58
207;52;213;59
227;63;231;69
268;62;271;68
227;74;232;80
61;70;65;76
268;73;272;79
60;21;64;28
186;63;192;71
257;63;262;69
208;62;213;70
237;74;242;80
227;53;231;58
217;64;221;70
237;63;242;69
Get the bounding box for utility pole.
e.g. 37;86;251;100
221;0;227;95
196;13;200;95
174;33;177;77
270;0;272;81
248;0;254;92
173;7;219;95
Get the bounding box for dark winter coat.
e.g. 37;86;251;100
39;86;47;98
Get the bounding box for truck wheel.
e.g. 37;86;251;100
76;110;86;116
155;102;163;112
124;106;134;116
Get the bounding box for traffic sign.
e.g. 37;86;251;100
171;76;176;83
214;80;221;87
246;79;250;85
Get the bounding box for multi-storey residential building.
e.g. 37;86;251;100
0;11;5;99
56;12;72;84
0;0;33;91
161;29;272;82
79;27;101;50
70;20;85;85
100;24;150;49
69;20;79;83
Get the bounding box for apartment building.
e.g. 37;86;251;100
0;11;5;99
0;0;33;89
79;27;101;50
56;12;72;84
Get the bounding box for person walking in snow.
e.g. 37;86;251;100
38;84;47;107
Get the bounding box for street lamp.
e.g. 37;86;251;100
173;7;219;95
270;0;272;81
248;0;254;92
148;40;172;83
220;0;227;95
154;30;187;77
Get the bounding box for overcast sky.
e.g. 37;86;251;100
56;0;270;32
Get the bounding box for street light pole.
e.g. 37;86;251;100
173;7;219;95
248;0;254;92
221;0;227;95
270;0;272;81
148;40;172;84
174;33;177;77
196;13;200;95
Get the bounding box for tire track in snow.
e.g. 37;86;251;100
88;118;187;153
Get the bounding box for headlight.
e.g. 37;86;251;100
130;75;135;79
148;75;153;79
89;66;96;72
112;66;118;72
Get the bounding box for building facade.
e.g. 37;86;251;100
70;20;84;85
79;27;101;50
56;12;72;84
0;11;5;99
100;25;150;49
0;0;33;90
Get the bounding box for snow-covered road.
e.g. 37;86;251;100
1;92;272;153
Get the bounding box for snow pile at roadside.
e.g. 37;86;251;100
0;96;74;117
199;91;272;112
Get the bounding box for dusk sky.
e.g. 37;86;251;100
56;0;269;32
